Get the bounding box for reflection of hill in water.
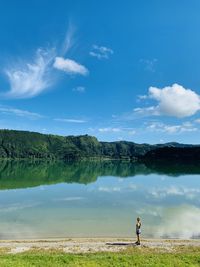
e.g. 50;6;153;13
143;161;200;177
0;160;199;190
0;160;149;190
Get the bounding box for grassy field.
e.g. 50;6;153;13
0;246;200;267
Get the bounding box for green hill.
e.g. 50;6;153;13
0;129;198;161
0;129;152;160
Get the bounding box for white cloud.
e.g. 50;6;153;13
1;24;90;99
98;127;121;133
89;45;113;59
134;106;160;116
155;205;200;239
140;205;200;239
53;57;89;76
138;95;148;100
0;106;43;119
147;121;197;134
4;48;55;99
73;86;85;93
54;118;87;123
136;84;200;118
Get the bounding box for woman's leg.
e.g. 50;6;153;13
138;234;140;244
136;234;140;245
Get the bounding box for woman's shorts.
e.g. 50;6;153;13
136;229;141;235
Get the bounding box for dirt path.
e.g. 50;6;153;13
0;238;200;254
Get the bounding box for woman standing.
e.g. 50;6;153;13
135;217;141;245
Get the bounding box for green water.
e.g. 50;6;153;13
0;160;200;239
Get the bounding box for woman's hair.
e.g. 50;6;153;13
137;217;140;222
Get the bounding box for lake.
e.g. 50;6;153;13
0;160;199;239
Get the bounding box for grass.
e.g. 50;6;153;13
0;246;200;267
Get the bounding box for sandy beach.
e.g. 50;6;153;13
0;238;199;254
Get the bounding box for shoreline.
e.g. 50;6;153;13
0;237;200;254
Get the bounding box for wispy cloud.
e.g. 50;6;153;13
0;105;43;119
54;197;85;202
61;23;76;55
140;58;157;72
54;118;87;123
4;48;56;99
146;121;197;134
133;106;160;116
89;45;113;59
96;127;136;135
2;24;89;99
0;201;41;212
135;84;200;118
150;185;200;200
98;186;121;192
72;86;86;93
98;127;121;133
53;57;89;76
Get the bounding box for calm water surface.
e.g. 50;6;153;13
0;160;199;239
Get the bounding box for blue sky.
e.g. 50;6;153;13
0;0;200;144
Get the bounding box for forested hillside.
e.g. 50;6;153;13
142;146;200;162
0;129;198;161
0;129;152;160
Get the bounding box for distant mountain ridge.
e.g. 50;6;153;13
0;129;198;161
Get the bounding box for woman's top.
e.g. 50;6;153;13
136;222;141;234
